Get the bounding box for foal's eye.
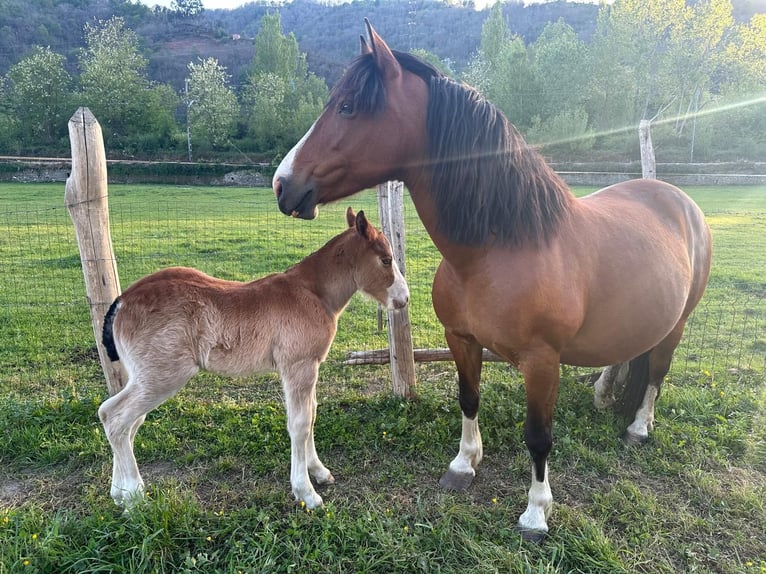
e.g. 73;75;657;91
381;257;392;266
338;101;354;116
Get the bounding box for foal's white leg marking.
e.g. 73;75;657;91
593;362;628;410
99;385;148;508
99;360;197;509
447;414;483;477
518;462;553;535
625;385;659;441
386;259;410;309
273;123;315;187
281;359;331;509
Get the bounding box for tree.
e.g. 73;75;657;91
6;46;73;149
186;57;238;151
78;17;179;156
462;3;537;128
172;0;204;18
527;19;593;153
242;12;327;155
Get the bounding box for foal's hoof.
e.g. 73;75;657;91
517;526;548;544
621;430;649;446
438;469;474;492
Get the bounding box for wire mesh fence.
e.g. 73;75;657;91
1;182;764;395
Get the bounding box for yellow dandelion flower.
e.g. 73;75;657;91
31;534;38;540
23;560;30;567
206;536;212;542
492;498;498;504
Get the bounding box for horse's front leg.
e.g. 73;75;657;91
281;359;333;509
439;331;484;491
517;352;561;542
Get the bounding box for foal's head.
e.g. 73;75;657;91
345;207;409;310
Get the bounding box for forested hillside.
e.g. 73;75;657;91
0;0;602;88
1;0;764;164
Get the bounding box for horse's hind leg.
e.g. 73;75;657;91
439;332;483;492
623;321;687;445
593;362;629;410
98;365;196;508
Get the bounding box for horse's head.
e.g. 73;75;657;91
273;19;435;219
344;207;409;310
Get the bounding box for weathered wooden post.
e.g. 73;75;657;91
639;119;656;179
377;181;416;398
65;107;126;396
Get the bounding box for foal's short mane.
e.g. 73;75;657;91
330;50;573;247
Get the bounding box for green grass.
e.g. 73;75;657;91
0;182;764;573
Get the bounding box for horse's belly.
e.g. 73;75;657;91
560;293;687;367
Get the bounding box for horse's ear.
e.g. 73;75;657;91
364;18;400;81
359;35;371;55
346;206;357;228
355;210;370;239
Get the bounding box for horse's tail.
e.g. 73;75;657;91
617;350;652;417
102;297;122;362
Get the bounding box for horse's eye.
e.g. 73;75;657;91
339;101;354;116
381;257;392;266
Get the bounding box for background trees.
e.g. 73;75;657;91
5;47;73;152
78;17;179;156
240;12;327;157
186;57;238;153
0;0;763;163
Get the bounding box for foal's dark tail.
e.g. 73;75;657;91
102;297;122;362
618;350;652;417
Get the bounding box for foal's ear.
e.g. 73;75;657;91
364;18;400;81
355;210;370;239
346;206;357;228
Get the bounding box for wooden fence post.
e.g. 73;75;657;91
377;181;416;398
639;119;656;179
65;107;126;396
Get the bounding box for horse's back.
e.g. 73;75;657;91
114;267;336;376
582;179;711;301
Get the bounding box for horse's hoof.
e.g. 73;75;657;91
438;469;474;491
621;430;649;445
315;471;335;486
517;526;548;544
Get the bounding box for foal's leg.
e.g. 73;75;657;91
517;351;561;542
98;365;196;508
439;332;484;491
280;359;333;509
624;321;686;445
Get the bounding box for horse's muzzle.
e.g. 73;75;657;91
275;177;318;219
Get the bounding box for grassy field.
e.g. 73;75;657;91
0;182;764;573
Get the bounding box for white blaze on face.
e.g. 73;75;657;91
273;123;315;189
386;259;410;309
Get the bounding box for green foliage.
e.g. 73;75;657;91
0;0;764;162
463;4;538;129
186;57;238;150
241;12;328;155
5;46;73;148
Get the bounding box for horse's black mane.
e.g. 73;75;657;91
330;50;573;247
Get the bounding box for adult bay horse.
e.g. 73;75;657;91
99;208;409;510
272;20;712;540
